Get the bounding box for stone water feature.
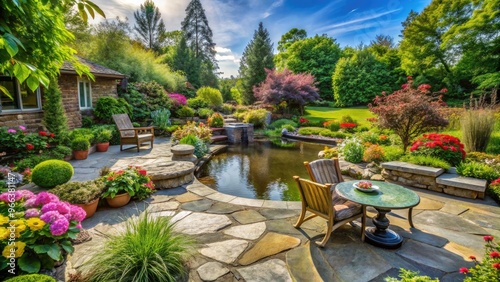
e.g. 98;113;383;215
223;123;254;144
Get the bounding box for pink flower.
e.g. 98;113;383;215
19;125;26;131
41;202;70;215
459;267;469;274
16;190;35;200
24;208;40;218
40;211;62;224
50;217;69;236
440;88;448;93
70;205;86;222
34;192;59;206
24;198;36;208
484;235;494;242
76;223;82;229
7;129;16;133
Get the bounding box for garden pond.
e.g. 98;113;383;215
197;139;328;201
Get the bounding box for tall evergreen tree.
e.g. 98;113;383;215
181;0;216;63
134;0;166;51
43;78;68;137
172;36;201;87
239;22;275;105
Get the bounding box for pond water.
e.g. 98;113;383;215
196;139;328;201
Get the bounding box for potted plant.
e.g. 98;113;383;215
95;129;112;152
102;166;155;208
51;180;105;218
71;137;90;160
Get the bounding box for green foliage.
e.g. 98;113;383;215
221;103;235;114
51;145;72;159
197;108;214;119
319;129;347;138
456;162;500;181
82;116;94;128
277;34;342;100
321;146;339;159
243;109;270;128
196;86;223;107
32;160;74;188
186;97;209;109
303;106;375;127
82;212;191;282
400;155;451;170
42;79;69;138
461;110;495;152
102;167;154;199
462;236;500;282
339;137;365;163
176;106;195;118
382;146;405;161
297;127;324;136
179;134;209;158
239;22;275;105
14;155;53;172
208;112;224;128
51;179;105;204
363;144;385;163
120;81;172;122
133;0;166;51
323;120;340;131
95;129;112;143
385;268;439;282
94;96;132;123
91;125;120;145
332;49;399;106
172;122;212;143
151;108;172;130
4;274;56;282
268;119;298;130
71;137;90;151
487;132;500;155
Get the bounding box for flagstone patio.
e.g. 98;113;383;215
64;139;500;282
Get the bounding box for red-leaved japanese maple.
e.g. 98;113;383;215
369;77;449;152
253;68;319;115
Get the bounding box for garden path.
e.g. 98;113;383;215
64;140;500;282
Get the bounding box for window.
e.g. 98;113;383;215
0;76;41;113
78;79;92;109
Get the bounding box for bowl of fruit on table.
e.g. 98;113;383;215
353;181;379;193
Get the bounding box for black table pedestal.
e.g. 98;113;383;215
364;208;402;249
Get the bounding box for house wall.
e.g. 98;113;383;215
0;74;120;131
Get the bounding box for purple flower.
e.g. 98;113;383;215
76;223;82;229
24;198;36;208
34;192;59;206
24;208;40;218
41;202;58;214
19;125;26;131
70;205;86;222
7;129;16;133
50;217;69;236
40;211;62;224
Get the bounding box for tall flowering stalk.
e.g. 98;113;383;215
460;236;500;281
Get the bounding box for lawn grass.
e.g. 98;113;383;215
303;106;375;127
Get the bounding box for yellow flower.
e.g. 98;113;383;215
0;215;9;225
10;220;26;238
0;227;9;240
26;217;45;231
2;241;26;258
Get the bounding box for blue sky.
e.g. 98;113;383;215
91;0;431;77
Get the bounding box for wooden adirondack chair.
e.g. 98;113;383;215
112;114;154;152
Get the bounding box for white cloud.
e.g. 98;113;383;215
215;46;232;54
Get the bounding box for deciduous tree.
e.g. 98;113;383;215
239;22;274;105
254;68;319;115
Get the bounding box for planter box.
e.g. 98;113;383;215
381;161;486;199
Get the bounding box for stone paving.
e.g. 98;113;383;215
65;140;500;282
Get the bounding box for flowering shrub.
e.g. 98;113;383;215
339;123;358;133
323;120;340;132
172;121;212;143
102;167;155;200
460;235;500;281
339;137;364;163
208;112;224;128
409;133;465;166
0;190;83;275
168;93;187;107
0;126;56;156
363;144;385;163
299;117;309;125
488;178;500;204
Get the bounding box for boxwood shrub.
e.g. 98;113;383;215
31;160;74;188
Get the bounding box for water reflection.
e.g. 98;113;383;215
197;140;327;201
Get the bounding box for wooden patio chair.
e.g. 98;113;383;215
112;114;154;152
293;176;366;247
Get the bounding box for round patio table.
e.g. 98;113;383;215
336;180;420;249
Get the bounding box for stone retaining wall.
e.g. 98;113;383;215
381;169;440;191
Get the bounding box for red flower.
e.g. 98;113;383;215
493;263;500;269
490;251;500;258
39;131;47;136
340;123;357;128
440;88;448;93
402;83;408;89
49;133;55;138
143;180;155;190
469;255;476;260
484;235;494;242
459;267;469;274
299;117;309;124
138;170;147;176
407;76;413;80
26;143;34;150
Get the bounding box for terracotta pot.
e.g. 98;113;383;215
73;149;89;160
96;142;110;152
76;198;99;219
105;193;131;208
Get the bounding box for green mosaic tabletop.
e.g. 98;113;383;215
336;180;420;209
